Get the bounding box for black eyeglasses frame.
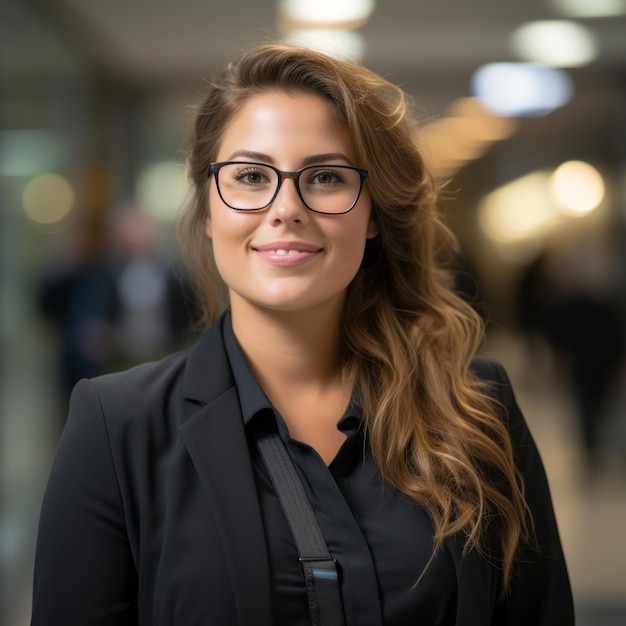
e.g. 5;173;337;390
208;161;369;215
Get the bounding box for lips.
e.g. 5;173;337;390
253;241;322;266
253;241;322;253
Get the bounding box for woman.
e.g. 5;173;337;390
31;43;573;625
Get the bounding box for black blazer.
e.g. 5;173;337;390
31;314;574;625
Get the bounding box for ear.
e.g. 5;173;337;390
366;215;379;239
204;213;212;239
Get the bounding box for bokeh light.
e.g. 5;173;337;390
550;0;626;18
511;20;598;67
472;63;573;117
550;160;605;216
282;29;365;60
478;171;559;243
136;161;188;222
22;173;74;225
279;0;375;26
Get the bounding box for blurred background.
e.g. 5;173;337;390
2;0;625;623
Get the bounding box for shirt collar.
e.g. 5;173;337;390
222;310;273;426
223;310;362;431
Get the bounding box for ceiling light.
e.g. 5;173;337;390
279;0;375;27
511;20;598;67
471;63;573;117
282;30;365;61
550;0;626;18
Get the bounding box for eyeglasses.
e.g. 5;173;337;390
208;161;369;215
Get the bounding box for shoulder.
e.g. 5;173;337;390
79;313;230;418
469;356;530;446
470;355;509;386
74;349;189;414
87;350;188;403
469;355;517;407
68;314;229;439
64;352;190;454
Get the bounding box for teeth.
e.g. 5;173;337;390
275;249;302;255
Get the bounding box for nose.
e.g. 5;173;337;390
266;175;309;226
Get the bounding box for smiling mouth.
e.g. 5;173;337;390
253;242;322;254
253;244;322;266
273;248;311;256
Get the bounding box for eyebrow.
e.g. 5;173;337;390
225;150;354;167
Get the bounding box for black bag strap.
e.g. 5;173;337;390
256;427;346;626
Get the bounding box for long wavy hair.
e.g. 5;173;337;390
179;43;532;590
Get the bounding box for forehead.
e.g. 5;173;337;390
216;91;355;162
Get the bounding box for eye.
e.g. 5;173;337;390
308;168;345;186
231;165;272;187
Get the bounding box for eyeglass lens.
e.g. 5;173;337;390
215;163;363;214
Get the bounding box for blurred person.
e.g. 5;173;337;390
550;290;625;464
102;203;195;369
38;203;194;424
38;222;117;404
31;44;573;625
517;249;626;469
517;252;555;343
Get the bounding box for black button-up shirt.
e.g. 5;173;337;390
224;318;457;625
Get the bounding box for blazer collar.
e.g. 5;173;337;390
182;312;235;406
179;312;273;626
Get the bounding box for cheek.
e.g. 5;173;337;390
209;227;236;289
206;207;259;274
333;220;371;270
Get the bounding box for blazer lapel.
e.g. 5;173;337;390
179;315;272;626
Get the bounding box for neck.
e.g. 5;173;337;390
230;297;345;391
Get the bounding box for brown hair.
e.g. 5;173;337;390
179;43;532;589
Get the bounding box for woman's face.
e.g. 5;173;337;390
205;90;378;317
